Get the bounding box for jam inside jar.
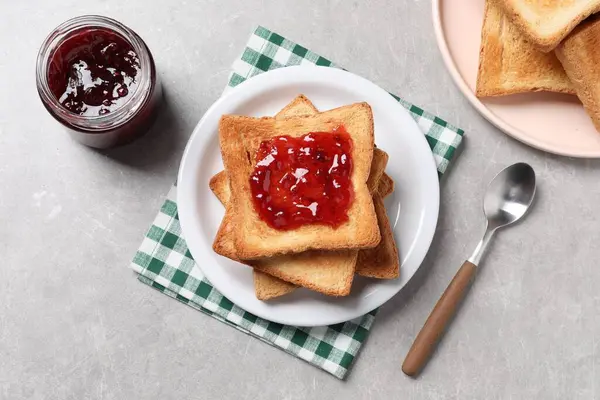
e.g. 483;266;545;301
249;127;354;231
36;16;162;148
48;28;141;117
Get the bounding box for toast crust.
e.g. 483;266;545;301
221;103;380;260
499;0;600;52
209;171;229;207
476;0;575;97
556;16;600;131
377;173;395;198
254;250;358;296
355;194;400;279
254;270;296;300
368;149;389;192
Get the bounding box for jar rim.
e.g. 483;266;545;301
36;15;154;132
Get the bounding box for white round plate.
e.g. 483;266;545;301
433;0;600;157
178;66;439;326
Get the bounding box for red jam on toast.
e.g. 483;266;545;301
249;126;354;230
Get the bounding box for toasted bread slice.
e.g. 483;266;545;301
209;171;230;206
212;97;399;298
498;0;600;52
220;103;380;260
355;194;399;279
253;270;296;300
253;250;358;296
273;94;319;117
212;203;239;262
476;0;575;96
368;148;388;192
377;172;394;198
556;16;600;131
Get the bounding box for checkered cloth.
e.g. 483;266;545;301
130;26;464;379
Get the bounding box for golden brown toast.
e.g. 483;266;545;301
476;0;575;97
356;194;399;279
220;103;380;260
253;270;296;301
212;96;399;298
272;93;321;118
253;250;359;296
367;148;388;192
556;16;600;131
377;172;395;198
498;0;600;52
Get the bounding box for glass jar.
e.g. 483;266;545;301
36;15;162;149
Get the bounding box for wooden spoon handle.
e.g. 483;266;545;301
402;261;477;376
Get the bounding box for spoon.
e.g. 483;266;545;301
402;162;536;376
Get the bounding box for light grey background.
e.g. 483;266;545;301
1;1;599;399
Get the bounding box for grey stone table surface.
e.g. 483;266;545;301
1;1;599;399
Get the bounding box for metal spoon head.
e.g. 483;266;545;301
483;162;536;230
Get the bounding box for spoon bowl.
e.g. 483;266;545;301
484;162;536;230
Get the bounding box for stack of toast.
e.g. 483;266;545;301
476;0;600;130
210;95;400;300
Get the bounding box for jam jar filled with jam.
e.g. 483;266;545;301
36;15;162;148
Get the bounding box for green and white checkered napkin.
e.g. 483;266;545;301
130;26;464;379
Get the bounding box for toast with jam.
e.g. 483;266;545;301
219;102;380;259
210;95;400;299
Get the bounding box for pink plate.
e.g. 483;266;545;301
433;0;600;157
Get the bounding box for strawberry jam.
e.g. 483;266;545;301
249;127;354;230
47;28;140;116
